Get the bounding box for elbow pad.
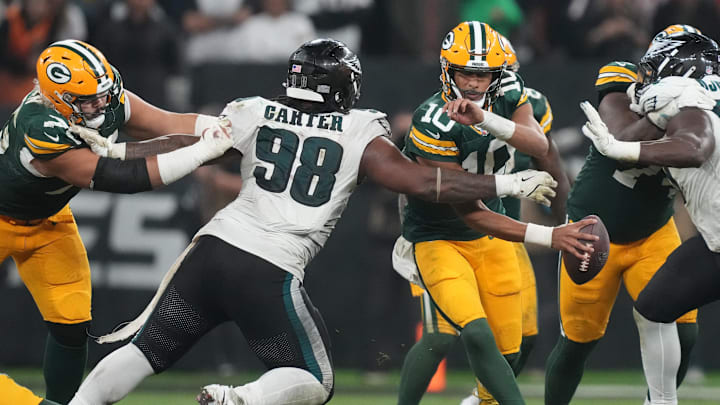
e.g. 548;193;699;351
90;157;152;194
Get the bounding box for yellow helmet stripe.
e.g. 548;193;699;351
24;135;71;154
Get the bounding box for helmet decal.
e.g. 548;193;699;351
46;63;71;84
442;31;454;50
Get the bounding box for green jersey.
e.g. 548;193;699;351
0;69;129;220
567;61;675;243
502;86;553;220
402;70;530;242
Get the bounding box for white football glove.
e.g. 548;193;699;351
495;169;558;207
194;116;234;162
70;125;126;159
580;101;640;162
638;76;716;129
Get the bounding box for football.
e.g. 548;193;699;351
563;214;610;285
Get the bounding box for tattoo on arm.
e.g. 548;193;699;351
125;135;198;160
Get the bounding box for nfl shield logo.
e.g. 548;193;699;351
292;64;302;73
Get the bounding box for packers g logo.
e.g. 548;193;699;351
46;62;71;84
442;32;454;50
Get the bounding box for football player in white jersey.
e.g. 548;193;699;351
67;39;597;405
581;30;720;405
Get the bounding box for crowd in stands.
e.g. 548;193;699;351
2;0;720;108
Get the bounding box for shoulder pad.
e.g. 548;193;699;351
24;113;81;159
596;61;637;93
498;71;528;109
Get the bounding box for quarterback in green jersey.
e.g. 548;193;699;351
545;25;703;405
396;22;596;405
0;39;233;403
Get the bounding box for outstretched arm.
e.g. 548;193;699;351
583;101;714;168
636;109;715;167
360;136;497;202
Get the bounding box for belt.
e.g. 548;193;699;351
0;214;44;226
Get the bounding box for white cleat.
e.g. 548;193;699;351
197;384;244;405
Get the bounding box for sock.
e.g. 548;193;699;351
516;334;537;375
69;344;154;405
634;308;680;405
544;335;599;405
504;351;522;376
676;322;698;386
461;319;524;404
235;367;329;405
398;332;458;405
43;332;87;404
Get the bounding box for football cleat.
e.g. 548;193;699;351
197;384;244;405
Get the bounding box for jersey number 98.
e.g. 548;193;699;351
254;126;343;207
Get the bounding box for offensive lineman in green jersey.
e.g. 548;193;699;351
544;26;702;405
0;40;232;403
396;22;596;405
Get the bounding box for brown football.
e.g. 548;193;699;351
562;214;610;285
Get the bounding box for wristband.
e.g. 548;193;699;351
613;140;642;162
524;223;553;248
474;110;516;140
194;114;217;137
494;174;515;197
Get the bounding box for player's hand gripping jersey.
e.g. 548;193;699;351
403;70;529;242
567;61;676;243
0;67;128;220
196;97;390;280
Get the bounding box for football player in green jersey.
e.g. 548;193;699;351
396;22;595;405
0;39;233;403
544;26;704;405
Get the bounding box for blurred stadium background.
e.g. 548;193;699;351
2;0;720;403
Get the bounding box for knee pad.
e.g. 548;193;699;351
46;321;90;347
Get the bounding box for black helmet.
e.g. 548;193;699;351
285;38;362;114
637;31;720;96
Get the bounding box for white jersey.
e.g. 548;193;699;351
666;110;720;252
196;97;389;279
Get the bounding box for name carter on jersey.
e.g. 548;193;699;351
263;105;344;132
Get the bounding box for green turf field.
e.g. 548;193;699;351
8;368;720;404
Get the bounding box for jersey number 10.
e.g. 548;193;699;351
253;126;344;207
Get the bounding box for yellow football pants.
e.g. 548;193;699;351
412;242;538;340
0;374;43;405
560;218;697;343
414;237;522;354
0;205;91;324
